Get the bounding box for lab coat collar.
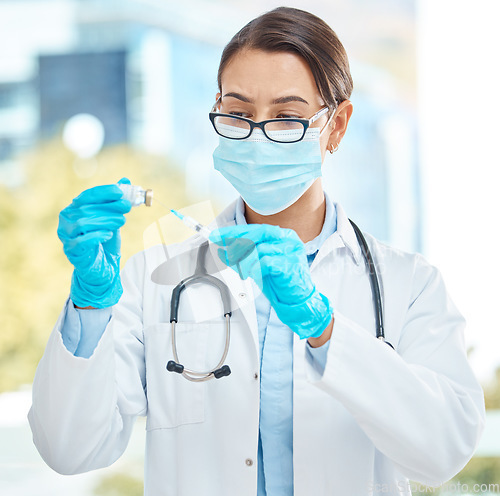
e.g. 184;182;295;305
332;202;363;266
209;200;239;229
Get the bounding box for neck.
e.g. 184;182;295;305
244;179;326;243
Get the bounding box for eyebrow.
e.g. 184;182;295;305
222;92;309;105
223;92;253;103
272;95;309;105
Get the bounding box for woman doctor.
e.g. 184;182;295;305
29;7;485;496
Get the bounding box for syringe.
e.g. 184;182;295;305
170;209;212;239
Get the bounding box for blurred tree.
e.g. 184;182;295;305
484;367;500;410
410;457;500;495
0;138;194;392
457;457;500;488
93;473;143;496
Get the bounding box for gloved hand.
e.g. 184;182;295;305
57;177;132;308
209;224;333;339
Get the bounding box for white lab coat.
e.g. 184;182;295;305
29;200;485;496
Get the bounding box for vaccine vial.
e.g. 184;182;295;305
118;184;153;207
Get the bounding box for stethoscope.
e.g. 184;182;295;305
349;220;394;350
166;242;233;382
166;220;393;382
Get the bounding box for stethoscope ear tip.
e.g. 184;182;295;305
213;365;231;379
166;360;185;374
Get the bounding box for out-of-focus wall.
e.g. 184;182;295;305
417;0;500;382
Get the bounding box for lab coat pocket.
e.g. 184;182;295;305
144;322;210;430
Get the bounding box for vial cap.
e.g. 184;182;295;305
145;189;153;207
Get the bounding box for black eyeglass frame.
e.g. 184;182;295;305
209;99;332;144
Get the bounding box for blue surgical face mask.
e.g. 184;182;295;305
213;125;323;216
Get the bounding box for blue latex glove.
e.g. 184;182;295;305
209;224;333;339
57;178;132;308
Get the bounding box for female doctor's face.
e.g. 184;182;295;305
217;49;352;162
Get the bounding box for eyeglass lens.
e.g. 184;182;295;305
212;115;306;143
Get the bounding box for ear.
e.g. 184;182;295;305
327;100;353;150
214;92;222;110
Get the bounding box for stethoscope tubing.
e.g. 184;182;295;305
169;314;231;382
167;242;233;381
349;220;394;349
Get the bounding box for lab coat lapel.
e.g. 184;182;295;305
309;202;363;271
216;263;260;355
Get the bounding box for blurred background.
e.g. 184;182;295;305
0;0;499;494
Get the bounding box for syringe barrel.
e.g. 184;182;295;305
196;226;212;239
182;215;211;240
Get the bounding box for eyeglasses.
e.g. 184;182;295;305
209;99;331;143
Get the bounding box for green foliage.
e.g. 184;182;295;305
458;457;500;487
484;368;500;410
93;472;143;496
410;458;500;494
0;139;192;392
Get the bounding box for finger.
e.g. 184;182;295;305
77;199;132;216
218;237;257;264
219;244;302;292
58;210;127;240
258;253;309;282
61;198;131;219
209;224;300;246
117;177;131;185
216;247;230;266
209;224;277;245
222;237;302;266
217;247;264;288
63;230;115;255
59;199;130;231
71;184;125;207
216;245;258;276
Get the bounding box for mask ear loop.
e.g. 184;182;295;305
319;108;336;137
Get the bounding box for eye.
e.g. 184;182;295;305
227;110;251;119
276;113;301;119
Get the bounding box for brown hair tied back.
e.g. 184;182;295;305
217;7;353;110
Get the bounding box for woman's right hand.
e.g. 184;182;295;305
57;178;132;309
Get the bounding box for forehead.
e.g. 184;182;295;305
220;49;322;104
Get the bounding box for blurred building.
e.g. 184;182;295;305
0;0;419;250
39;51;128;144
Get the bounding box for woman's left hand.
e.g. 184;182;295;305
209;224;333;340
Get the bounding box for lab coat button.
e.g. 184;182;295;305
253;373;258;380
238;292;247;299
245;458;254;466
